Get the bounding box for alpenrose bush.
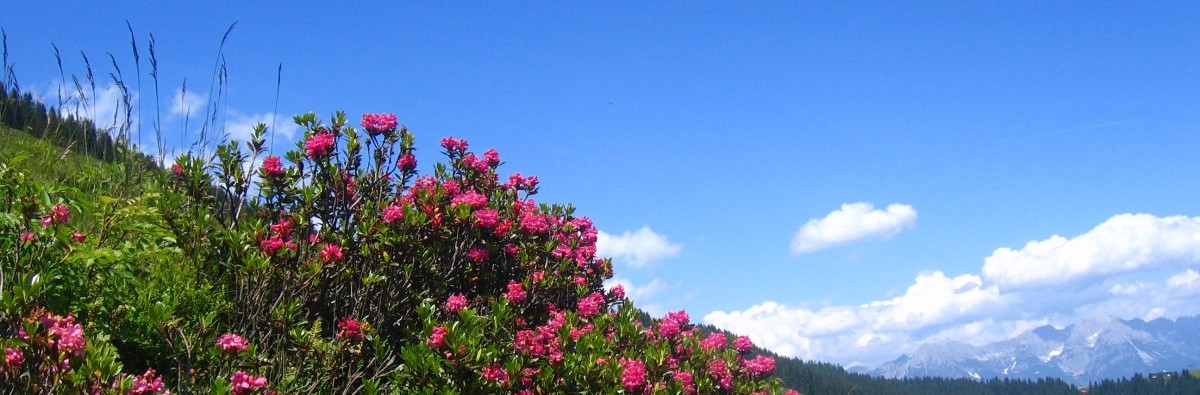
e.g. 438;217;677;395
0;111;795;393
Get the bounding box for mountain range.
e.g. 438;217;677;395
854;315;1200;386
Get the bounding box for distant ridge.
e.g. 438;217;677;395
856;315;1200;386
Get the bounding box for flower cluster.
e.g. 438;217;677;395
229;370;269;395
217;333;249;354
261;155;285;178
127;368;169;395
305;131;336;158
362;113;398;135
337;317;363;341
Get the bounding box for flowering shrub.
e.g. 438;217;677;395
0;111;794;393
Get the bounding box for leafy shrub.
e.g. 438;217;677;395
0;112;795;394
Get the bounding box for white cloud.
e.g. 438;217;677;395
170;88;207;118
48;81;140;138
790;202;917;255
981;214;1200;289
223;110;301;145
708;213;1200;367
597;227;681;268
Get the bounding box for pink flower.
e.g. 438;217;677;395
70;232;87;243
701;332;726;351
444;294;468;312
440;136;468;153
519;213;550;234
217;333;248;354
428;325;448;348
171;163;184;177
480;363;509;385
397;152;417;172
610;284;625;299
620;358;647;390
19;231;35;243
320;243;344;262
483;148;500;167
361;113;398;135
337;317;363;341
708;358;733;390
734;335;753;352
229;370;268;395
128;368;168;395
742;355;776;377
466;246;489;262
49;203;70;225
4;348;23;371
451;190;487;209
576;292;605;318
261;155;285;178
473;208;499;229
787;390;800;395
44;315;85;356
674;370;695;394
305;131;336;158
657;310;689;338
513;330;544;356
270;217;293;235
503;280;526;303
381;204;404;224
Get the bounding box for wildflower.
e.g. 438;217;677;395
361;113;398;135
70;232;87;243
381;204;404;224
44;315;85;356
701;332;726;351
734;335;753;352
466;246;489;262
483;148;500;167
620;358;647;390
49;203;70;225
397;152;417;172
513;330;543;356
451;190;487;208
261;155;285;178
440;136;468;152
337;317;363;341
305;131;336;158
473;208;499;229
742;355;776;377
610;284;626;299
657;310;689;338
19;231;34;243
445;294;468;312
217;333;248;354
480;363;509;385
576;292;605;318
708;358;733;390
320;243;344;262
171;163;184;177
229;371;268;395
128;368;168;395
504;280;527;303
428;325;448;348
4;348;22;371
519;213;550;234
674;370;695;394
259;236;289;257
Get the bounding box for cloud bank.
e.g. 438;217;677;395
790;202;917;255
709;213;1200;367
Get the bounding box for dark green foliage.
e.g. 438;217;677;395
1086;369;1200;395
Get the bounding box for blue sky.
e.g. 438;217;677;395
5;2;1200;366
